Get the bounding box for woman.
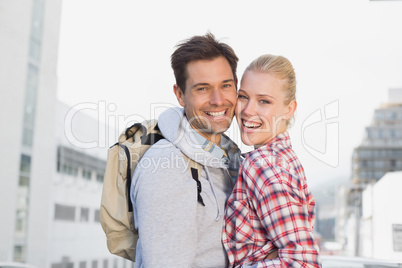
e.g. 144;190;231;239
223;55;321;267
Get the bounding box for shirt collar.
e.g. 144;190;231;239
268;131;292;148
190;127;242;182
192;130;228;160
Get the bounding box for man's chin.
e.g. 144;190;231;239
211;123;232;134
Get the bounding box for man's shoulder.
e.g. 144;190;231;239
144;138;176;154
134;139;187;175
137;139;179;162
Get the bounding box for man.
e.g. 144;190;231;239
130;33;242;267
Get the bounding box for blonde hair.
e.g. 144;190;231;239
244;54;296;126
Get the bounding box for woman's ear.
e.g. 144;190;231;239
173;84;185;107
286;100;297;120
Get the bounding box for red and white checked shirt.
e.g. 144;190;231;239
223;132;321;268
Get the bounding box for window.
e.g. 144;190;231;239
374;161;384;169
94;209;100;223
15;217;24;233
390;159;396;168
29;39;41;62
30;0;44;42
96;174;103;183
375;171;385;179
22;64;38;147
103;260;108;268
390;129;397;138
57;146;106;178
397;160;402;169
19;175;30;187
13;245;25;262
92;260;98;268
54;204;75;221
361;160;368;167
22;128;34;147
79;261;87;268
374;110;383;121
15;209;27;234
80;208;89;222
20;154;31;173
393;224;402;252
51;257;74;268
83;169;92;180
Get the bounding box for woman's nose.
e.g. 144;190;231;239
241;100;256;116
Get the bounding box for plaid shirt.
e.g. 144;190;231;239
223;132;321;268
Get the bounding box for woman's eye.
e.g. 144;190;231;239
238;95;248;99
260;100;270;104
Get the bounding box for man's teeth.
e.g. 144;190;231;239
206;111;225;117
243;121;262;128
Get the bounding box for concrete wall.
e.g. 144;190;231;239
26;0;63;266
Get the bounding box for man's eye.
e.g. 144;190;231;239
197;87;207;91
222;84;231;88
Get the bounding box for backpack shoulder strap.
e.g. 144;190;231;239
182;154;205;206
118;120;164;212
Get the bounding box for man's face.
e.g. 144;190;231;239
174;56;237;144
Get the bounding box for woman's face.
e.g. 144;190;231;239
235;70;296;148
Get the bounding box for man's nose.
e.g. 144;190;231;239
209;89;224;106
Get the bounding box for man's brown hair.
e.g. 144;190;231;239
171;33;238;93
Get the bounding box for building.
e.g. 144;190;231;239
343;88;402;256
361;171;402;261
352;89;402;184
0;1;131;267
0;0;63;262
49;101;129;268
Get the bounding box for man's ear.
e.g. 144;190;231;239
173;84;185;107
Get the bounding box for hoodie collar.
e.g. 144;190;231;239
158;107;242;171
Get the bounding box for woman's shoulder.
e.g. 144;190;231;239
242;147;276;171
244;145;301;175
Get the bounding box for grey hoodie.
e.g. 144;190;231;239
131;107;242;268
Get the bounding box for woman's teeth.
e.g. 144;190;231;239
243;120;262;129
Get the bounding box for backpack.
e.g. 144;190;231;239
100;119;202;261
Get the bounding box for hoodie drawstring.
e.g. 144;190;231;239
204;166;224;222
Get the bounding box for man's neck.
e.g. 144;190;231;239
193;128;222;146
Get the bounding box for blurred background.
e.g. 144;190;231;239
1;0;402;267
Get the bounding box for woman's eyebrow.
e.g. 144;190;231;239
257;94;275;99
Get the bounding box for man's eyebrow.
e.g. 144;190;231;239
191;79;235;89
222;79;235;84
191;83;210;89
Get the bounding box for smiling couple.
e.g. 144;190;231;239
130;33;321;268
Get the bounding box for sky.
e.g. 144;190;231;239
57;0;402;189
